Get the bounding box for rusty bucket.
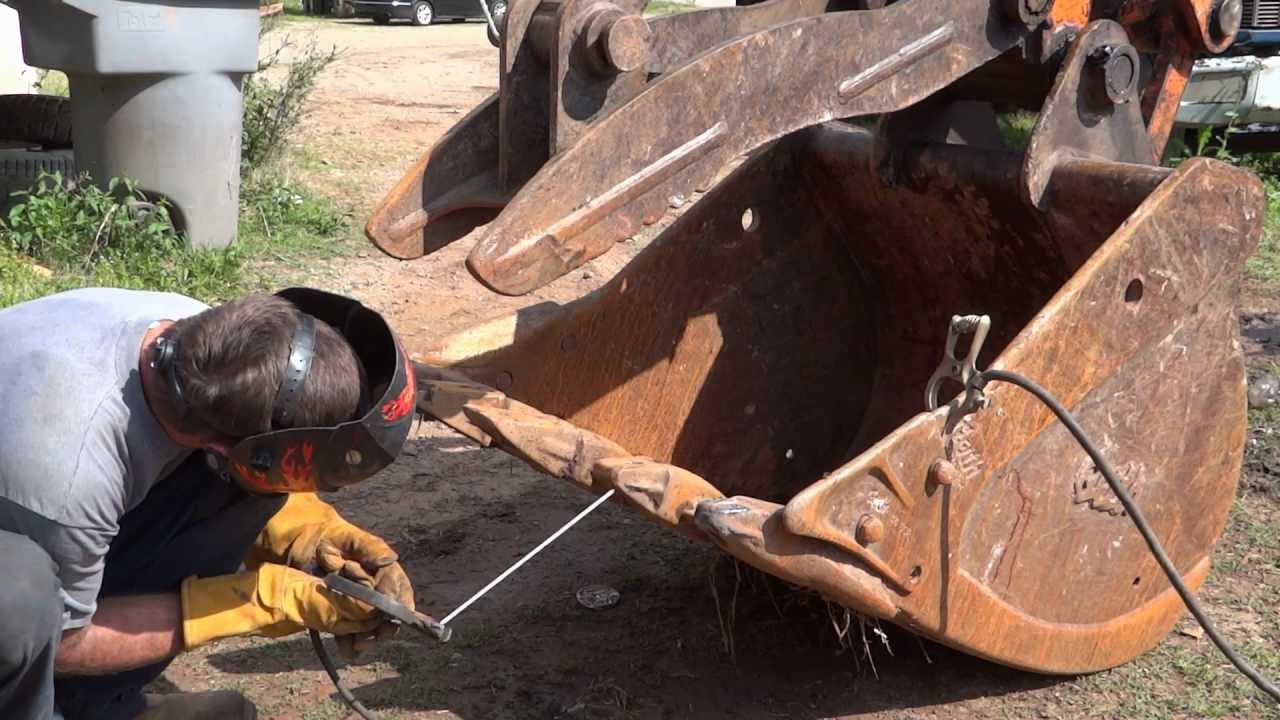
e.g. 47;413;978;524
412;121;1262;675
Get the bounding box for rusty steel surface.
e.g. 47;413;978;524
645;0;832;72
368;0;1236;265
366;96;505;259
375;0;1264;675
549;0;650;151
466;0;1030;294
414;124;1261;672
1023;19;1155;208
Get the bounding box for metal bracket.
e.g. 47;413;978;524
925;314;991;412
1022;20;1155;210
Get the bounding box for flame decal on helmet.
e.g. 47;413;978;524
234;462;271;490
281;441;316;488
381;372;415;422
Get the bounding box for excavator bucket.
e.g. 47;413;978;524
373;0;1265;675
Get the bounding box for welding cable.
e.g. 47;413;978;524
310;629;380;720
973;368;1280;704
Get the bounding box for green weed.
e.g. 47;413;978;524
242;32;341;169
644;0;695;16
1;15;349;310
997;112;1037;151
239;169;350;252
34;69;70;97
0;175;244;307
1249;178;1280;287
0;170;350;309
235;168;353;288
279;0;332;21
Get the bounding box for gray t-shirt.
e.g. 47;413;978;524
0;288;208;629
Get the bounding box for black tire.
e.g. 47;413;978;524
412;0;434;25
0;95;73;149
0;149;76;202
372;13;392;23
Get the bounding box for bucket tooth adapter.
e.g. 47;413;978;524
376;0;1264;674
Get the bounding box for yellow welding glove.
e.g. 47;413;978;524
246;492;415;657
180;564;380;649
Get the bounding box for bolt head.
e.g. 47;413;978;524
1003;0;1053;29
928;458;961;488
1087;44;1139;106
602;14;652;73
855;515;886;545
1104;49;1138;104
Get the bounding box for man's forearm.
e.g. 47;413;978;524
55;593;183;676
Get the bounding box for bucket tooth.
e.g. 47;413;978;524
417;375;508;446
365;95;508;260
594;457;723;535
461;400;629;491
693;496;898;619
416;371;725;536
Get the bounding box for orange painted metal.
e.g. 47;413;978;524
1048;0;1089;26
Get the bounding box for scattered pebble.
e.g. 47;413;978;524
576;584;620;610
1248;373;1279;408
581;270;594;280
1178;624;1205;639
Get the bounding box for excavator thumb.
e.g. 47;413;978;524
376;0;1264;674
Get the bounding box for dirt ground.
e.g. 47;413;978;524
165;15;1279;720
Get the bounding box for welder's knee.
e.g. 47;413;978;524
0;530;62;669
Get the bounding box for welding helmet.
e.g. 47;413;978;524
156;287;417;493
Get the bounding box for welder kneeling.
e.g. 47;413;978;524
0;286;417;720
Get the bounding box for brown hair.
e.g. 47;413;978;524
160;294;366;444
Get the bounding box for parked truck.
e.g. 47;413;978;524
1177;0;1280;151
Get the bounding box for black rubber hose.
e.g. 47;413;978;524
310;629;381;720
974;368;1280;704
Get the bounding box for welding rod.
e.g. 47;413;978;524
439;488;617;626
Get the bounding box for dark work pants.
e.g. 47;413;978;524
0;452;285;720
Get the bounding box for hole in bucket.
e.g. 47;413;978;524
910;565;922;583
1132;576;1140;587
741;208;760;232
1124;278;1143;303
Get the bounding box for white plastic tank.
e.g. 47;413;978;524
11;0;259;248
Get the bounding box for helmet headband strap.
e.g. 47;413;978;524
151;334;189;419
271;314;316;430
